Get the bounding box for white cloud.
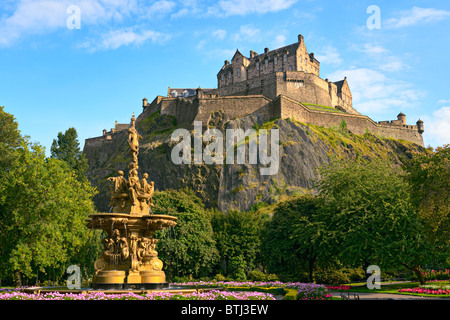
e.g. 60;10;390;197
0;0;162;47
327;68;422;116
272;34;287;48
79;29;170;52
232;24;261;42
201;48;236;62
438;98;450;104
0;0;68;46
378;56;409;72
358;43;388;55
213;0;297;16
352;43;409;73
196;39;207;49
423;106;450;147
315;45;342;65
171;0;202;19
144;0;176;18
212;29;227;40
385;7;450;29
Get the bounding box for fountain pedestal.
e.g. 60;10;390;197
86;213;177;290
85;113;177;290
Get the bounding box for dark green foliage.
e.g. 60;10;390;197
405;145;450;252
0;142;98;286
0;106;24;174
50;127;89;182
153;188;219;280
211;209;270;279
316;158;443;284
0;108;99;286
261;195;329;281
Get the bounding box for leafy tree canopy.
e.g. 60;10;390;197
50;127;88;182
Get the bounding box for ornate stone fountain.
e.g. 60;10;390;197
86;113;177;289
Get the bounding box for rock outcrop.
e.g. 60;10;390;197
83;110;424;213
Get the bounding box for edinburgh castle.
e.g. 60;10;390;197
90;33;425;147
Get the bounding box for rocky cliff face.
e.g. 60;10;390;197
83;108;424;213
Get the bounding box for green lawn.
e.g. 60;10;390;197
341;281;450;298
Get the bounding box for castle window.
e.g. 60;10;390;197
305;59;307;66
284;54;287;62
256;62;260;70
221;74;224;81
274;56;278;65
265;59;269;68
228;72;232;79
288;65;293;71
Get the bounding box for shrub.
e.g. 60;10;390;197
315;270;350;285
248;270;267;281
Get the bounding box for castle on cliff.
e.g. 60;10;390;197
98;34;425;146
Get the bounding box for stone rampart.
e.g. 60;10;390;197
137;90;424;146
277;95;424;146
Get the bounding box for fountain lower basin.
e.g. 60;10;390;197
86;212;177;290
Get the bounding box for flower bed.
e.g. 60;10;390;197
0;281;336;300
171;280;286;288
422;269;450;281
0;289;275;301
326;285;352;291
285;283;331;300
398;287;450;296
172;281;333;300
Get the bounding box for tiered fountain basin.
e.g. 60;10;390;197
86;212;177;290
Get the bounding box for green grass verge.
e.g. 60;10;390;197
345;281;450;298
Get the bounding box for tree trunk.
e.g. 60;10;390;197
308;256;316;283
412;266;425;285
14;270;22;288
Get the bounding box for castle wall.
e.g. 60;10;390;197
279;71;332;106
194;95;275;124
277;95;424;146
141;90;423;146
159;97;199;125
211;72;279;100
211;71;335;109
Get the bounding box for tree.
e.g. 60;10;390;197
50;127;88;182
261;195;329;281
212;209;270;279
152;188;219;279
0;141;98;286
405;145;450;258
316;159;437;284
0;106;24;179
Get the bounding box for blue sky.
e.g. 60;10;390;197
1;0;449;153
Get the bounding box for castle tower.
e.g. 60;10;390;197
416;119;424;134
397;112;406;125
